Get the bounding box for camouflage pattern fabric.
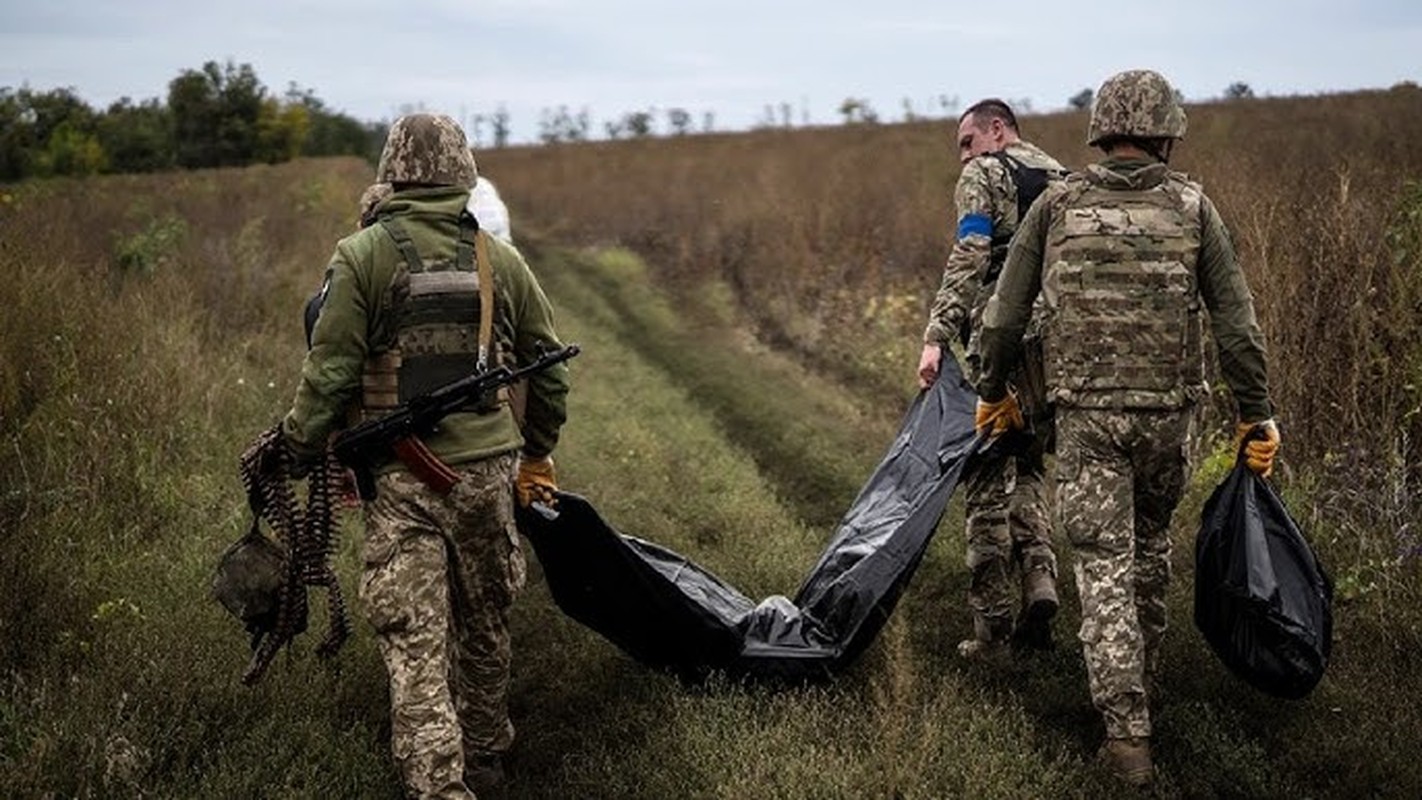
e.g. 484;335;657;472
924;140;1064;350
1087;70;1188;145
1055;406;1192;739
377;113;479;188
925;139;1063;643
359;183;394;229
976;157;1272;422
284;187;570;465
977;153;1274;746
962;427;1055;638
360;454;524;799
1040;163;1205;410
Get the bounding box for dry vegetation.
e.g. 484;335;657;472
484;85;1422;612
2;88;1422;798
487;87;1422;467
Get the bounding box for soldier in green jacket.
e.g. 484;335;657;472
281;113;570;799
973;71;1279;786
917;99;1066;658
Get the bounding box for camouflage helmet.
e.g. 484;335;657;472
212;524;286;634
375;113;478;186
1087;69;1188;146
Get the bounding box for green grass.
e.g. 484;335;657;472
534;242;906;531
3;162;1421;799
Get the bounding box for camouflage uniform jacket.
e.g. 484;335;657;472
977;157;1272;421
283;187;569;465
923;139;1065;349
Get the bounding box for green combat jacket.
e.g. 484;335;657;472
977;157;1272;422
282;187;569;467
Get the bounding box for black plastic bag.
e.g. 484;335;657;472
518;354;984;683
1194;455;1333;699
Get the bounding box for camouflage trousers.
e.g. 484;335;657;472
962;427;1056;639
1055;407;1192;740
361;453;526;800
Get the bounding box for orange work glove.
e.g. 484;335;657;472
1233;419;1280;478
516;455;558;508
974;392;1025;437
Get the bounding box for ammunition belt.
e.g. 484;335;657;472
236;425;351;684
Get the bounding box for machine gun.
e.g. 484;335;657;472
332;344;580;500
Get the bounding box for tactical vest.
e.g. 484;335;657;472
361;212;506;417
985;152;1067;284
1041;171;1206;409
961;152;1067;349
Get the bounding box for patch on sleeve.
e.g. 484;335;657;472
956;213;992;240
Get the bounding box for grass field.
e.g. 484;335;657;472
3;91;1422;798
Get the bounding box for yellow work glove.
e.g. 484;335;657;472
974;392;1025;437
516;455;558;508
1233;419;1280;478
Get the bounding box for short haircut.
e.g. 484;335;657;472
960;98;1019;133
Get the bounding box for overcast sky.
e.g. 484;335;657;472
3;0;1419;145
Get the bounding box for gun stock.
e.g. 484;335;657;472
392;437;461;494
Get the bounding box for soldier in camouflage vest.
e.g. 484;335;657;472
917;99;1066;658
973;71;1279;786
281;113;570;799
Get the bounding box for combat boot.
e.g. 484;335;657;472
465;752;507;800
1022;567;1058;621
1012;568;1058;650
1099;736;1154;787
956;638;1008;661
957;616;1010;662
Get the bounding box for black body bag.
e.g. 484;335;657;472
517;354;985;683
1194;453;1333;699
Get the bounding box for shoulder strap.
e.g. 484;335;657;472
380;210;495;370
450;209;495;370
989;151;1060;225
378;215;426;273
474;228;494;371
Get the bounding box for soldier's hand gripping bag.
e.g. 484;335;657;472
1194;444;1333;699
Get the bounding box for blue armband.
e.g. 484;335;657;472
956;213;992;240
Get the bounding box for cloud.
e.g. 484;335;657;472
1;0;1416;143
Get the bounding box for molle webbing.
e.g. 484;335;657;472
363;213;506;414
362;350;401;414
1043;179;1203;408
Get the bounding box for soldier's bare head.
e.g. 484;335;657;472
956;99;1020;164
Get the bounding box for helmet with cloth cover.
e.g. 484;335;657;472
375;113;478;187
1087;69;1188;146
212;523;288;638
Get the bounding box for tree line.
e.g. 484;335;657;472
3;58;1279;181
0;60;385;182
